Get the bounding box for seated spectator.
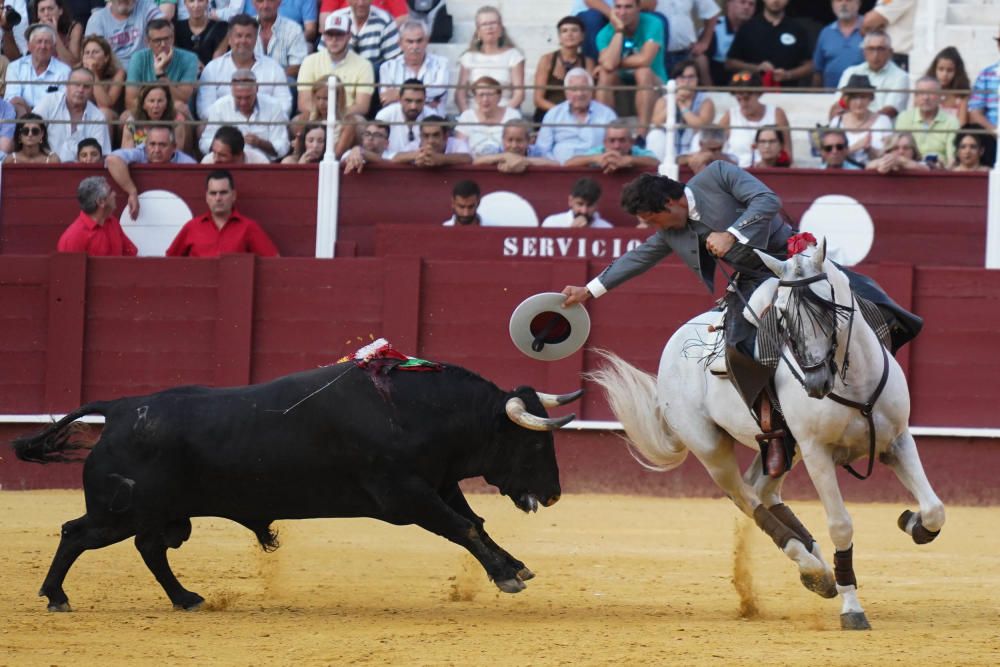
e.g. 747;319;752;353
374;77;429;156
951;126;990;172
166;169;280;257
926;46;970;126
564;118;659;172
650;0;720;76
80;36;125;119
5;23;71;116
245;0;317;47
865;131;931;174
969;30;1000;137
290;75;354;158
646;59;715;160
205;0;243;21
297;13;374;117
830;74;893;167
2;113;60;163
454;76;521;156
725;0;812;87
0;0;28;59
330;0;399;78
811;0;863;91
200;69;290;160
198;14;292;118
107;125;196;218
532;15;594;124
392;115;472;168
472;118;558;173
30;0;83;66
320;0;407;30
0;96;12;155
341;120;390;174
125;18;198;119
817;128;860;169
175;0;229;67
750;126;790;168
200;124;270;163
250;0;308;79
541;177;612;228
85;0;166;70
57;175;137;256
894;76;959;166
861;0;915;71
836;30;908;119
442;179;496;227
708;0;754;85
76;137;104;163
120;83;188;151
595;0;665;140
281;123;325;163
456;6;524;112
535;67;617;164
570;0;614;61
33;67;111;162
680;126;738;173
379;18;449;114
719;71;791;167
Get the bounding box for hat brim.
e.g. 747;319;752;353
509;292;591;361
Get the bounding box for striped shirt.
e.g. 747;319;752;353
969;61;1000;127
254;16;309;70
331;6;401;68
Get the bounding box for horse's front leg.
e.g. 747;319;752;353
882;430;945;544
800;444;870;630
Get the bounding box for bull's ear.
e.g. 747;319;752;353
813;237;827;269
755;249;785;278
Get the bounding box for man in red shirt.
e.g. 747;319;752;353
165;170;280;257
57;177;139;257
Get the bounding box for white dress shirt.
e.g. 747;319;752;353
541;210;613;228
4;55;72;109
198;52;292;118
200;94;290;158
33;91;111;162
374;102;430;157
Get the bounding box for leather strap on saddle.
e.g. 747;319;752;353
754;393;790;478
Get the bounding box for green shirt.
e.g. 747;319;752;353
893;108;960;165
126;47;199;85
596;13;668;83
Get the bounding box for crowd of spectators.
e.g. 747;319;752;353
0;0;996;176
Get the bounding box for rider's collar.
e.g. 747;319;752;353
685;187;699;221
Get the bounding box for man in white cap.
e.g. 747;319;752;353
297;12;374;116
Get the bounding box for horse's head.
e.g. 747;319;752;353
755;238;854;399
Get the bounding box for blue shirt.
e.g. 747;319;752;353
0;98;15;142
243;0;317;26
535;100;618;164
970;61;1000;126
813;20;864;89
126;47;200;84
110;146;197;164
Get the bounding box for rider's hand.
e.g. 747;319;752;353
706;231;737;257
561;286;591;307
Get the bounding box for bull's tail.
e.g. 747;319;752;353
587;350;688;472
11;402;112;464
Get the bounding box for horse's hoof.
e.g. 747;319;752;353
173;593;205;611
897;509;915;533
495;578;527;594
840;612;871;631
46;601;71;612
801;571;838;599
517;567;535;581
898;509;940;545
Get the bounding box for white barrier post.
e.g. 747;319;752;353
315;75;340;259
658;79;678;179
987;82;1000;269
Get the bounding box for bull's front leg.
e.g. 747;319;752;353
373;477;527;593
440;483;534;582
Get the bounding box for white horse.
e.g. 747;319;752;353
590;239;945;630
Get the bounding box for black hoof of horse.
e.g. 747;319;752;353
898;509;940;545
173;593;205;611
495;578;527;594
840;611;871;630
517;567;535;581
897;509;915;532
46;601;72;612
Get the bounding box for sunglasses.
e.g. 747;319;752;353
822;143;846;152
731;72;753;83
20;126;42;136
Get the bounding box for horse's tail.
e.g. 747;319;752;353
587;349;688;472
11;402;112;464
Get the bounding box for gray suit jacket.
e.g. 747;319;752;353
595;161;792;292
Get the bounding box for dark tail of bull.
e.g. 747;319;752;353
11;402;112;464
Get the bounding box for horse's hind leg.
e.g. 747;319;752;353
39;514;136;611
135;522;204;611
883;430;945;544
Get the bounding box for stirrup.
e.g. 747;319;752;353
755;394;789;478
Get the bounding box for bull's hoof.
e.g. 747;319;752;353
840;612;871;631
517;567;535;582
46;601;72;612
495;578;527;594
172;593;205;611
800;570;838;599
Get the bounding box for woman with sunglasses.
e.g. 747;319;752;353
3;113;60;164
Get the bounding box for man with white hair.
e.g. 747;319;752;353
4;23;71;115
378;18;448;113
835;30;908;119
894;76;959;164
57;176;137;257
535;67;617;164
33;67;111;162
200;69;289;160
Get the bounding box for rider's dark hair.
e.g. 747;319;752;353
620;173;685;214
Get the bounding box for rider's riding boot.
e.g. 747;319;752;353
754;393;789;478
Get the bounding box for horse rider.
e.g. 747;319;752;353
560;162;922;477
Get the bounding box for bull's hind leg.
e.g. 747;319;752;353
39;514;136;611
440;483;533;582
883;431;945;545
135;520;203;610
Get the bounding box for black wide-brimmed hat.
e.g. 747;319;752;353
841;74;876;98
509;293;591;361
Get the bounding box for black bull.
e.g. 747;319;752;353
12;362;582;611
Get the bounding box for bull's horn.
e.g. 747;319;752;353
505;398;576;431
535;389;584;408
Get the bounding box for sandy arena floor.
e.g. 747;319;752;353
2;490;998;666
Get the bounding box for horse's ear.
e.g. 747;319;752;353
812;237;827;270
755;249;785;277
